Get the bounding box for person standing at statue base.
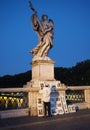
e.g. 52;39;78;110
39;84;52;117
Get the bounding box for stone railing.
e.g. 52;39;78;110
0;86;90;118
0;87;38;110
0;92;28;110
66;86;90;109
0;87;38;118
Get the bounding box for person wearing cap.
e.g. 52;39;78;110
39;83;51;117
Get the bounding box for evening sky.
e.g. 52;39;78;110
0;0;90;76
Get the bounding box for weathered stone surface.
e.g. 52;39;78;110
31;59;55;81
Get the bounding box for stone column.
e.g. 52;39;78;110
28;88;39;116
85;89;90;109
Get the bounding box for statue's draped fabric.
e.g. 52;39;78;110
30;13;54;58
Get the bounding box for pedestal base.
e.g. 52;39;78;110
24;57;66;116
24;79;66;116
31;58;55;81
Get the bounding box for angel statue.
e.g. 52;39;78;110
29;1;54;59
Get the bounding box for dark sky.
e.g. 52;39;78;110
0;0;90;76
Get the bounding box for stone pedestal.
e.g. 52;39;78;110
31;59;55;81
24;58;66;116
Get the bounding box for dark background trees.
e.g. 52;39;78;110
55;60;90;86
0;60;90;88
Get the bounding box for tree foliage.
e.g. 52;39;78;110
55;59;90;86
0;71;31;88
0;60;90;88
